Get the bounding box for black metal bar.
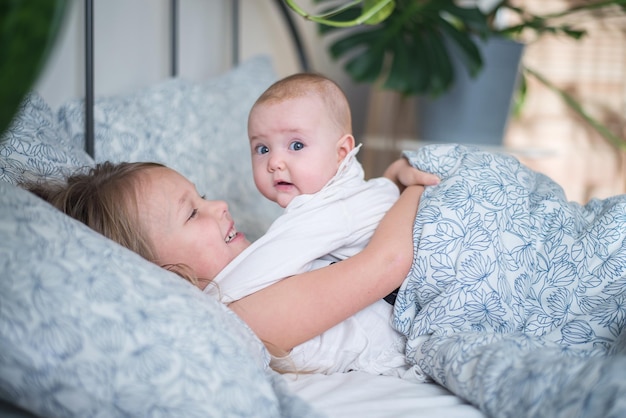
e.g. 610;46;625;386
82;0;310;159
170;0;178;76
275;0;310;71
84;0;95;158
232;0;239;66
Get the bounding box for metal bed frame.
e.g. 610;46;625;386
83;0;310;158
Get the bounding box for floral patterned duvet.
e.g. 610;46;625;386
393;144;626;417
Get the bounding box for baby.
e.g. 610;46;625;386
206;73;415;377
209;73;400;302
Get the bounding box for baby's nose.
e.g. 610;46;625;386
268;155;285;171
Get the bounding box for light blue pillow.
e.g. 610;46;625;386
0;92;93;185
0;181;320;417
58;55;282;241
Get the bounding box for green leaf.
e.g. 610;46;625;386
301;0;396;28
0;0;69;138
344;44;385;83
511;72;527;118
383;35;414;94
328;28;384;59
316;5;363;35
362;0;395;24
404;30;434;95
382;26;433;95
438;17;483;77
422;28;455;96
438;0;492;37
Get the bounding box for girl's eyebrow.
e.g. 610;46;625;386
177;191;192;217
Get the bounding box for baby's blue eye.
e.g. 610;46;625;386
289;141;304;151
255;144;269;155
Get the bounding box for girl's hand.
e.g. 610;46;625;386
383;157;439;191
229;185;424;355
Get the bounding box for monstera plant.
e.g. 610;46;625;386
284;0;626;149
0;0;68;138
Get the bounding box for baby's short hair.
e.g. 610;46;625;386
253;73;352;134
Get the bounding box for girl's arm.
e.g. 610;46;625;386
384;157;439;191
229;185;423;355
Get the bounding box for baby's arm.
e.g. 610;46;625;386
228;185;423;356
383;157;439;191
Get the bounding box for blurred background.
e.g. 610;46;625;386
33;0;626;203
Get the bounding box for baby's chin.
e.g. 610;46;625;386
277;196;297;208
273;192;298;208
266;183;304;208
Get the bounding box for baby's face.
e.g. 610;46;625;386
248;96;347;208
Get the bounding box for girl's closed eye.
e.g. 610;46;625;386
187;194;206;221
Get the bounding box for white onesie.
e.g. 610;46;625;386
205;147;410;376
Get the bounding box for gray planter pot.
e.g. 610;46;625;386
417;36;524;146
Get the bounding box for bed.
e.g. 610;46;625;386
1;1;625;418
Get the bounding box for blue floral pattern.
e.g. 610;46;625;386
0;182;322;417
392;144;626;416
0;59;321;417
420;330;626;417
0;93;94;185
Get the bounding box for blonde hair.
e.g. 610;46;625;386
252;73;352;134
24;162;200;286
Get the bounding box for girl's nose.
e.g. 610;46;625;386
205;199;229;217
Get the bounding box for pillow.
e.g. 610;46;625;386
58;55;282;241
0;92;93;185
0;181;320;417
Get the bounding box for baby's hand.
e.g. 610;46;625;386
383;158;439;191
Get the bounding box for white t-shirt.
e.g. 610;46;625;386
205;147;409;375
271;282;410;376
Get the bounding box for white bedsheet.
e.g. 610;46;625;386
283;372;484;418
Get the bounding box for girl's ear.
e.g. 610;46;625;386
336;134;355;162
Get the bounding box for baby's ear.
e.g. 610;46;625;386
336;134;355;161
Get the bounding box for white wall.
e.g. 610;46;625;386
35;0;371;137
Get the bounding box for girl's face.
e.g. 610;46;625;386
136;167;250;290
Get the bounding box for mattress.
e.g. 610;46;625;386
284;371;485;418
